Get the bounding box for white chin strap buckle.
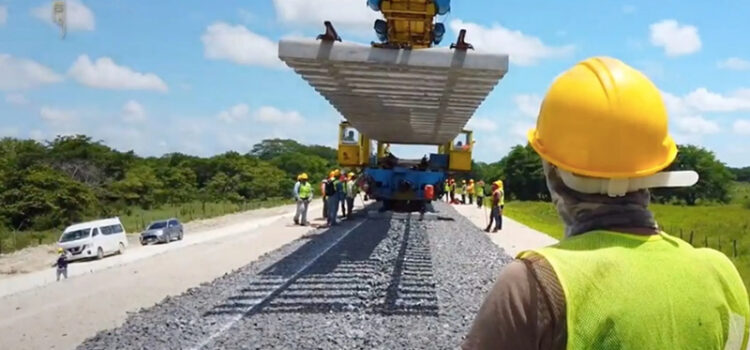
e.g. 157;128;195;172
557;169;700;197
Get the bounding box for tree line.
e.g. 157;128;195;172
0;135;744;236
472;144;744;205
0;136;338;233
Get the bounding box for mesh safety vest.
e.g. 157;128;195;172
520;231;750;350
298;182;312;199
476;185;485;197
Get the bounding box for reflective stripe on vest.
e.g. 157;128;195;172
518;231;750;350
298;182;312;199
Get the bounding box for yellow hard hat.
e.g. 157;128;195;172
329;171;335;178
494;180;503;188
333;169;341;177
299;173;308;180
527;57;677;179
348;172;354;178
57;247;64;253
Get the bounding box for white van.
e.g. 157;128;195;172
58;218;128;261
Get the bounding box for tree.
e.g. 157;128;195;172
652;145;734;205
109;165;164;209
499;144;548;201
729;167;750;182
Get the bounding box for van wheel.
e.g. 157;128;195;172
96;247;104;260
118;242;125;255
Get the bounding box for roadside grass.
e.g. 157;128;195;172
0;198;292;255
503;199;750;290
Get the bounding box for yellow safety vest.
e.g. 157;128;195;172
298;182;312;199
519;231;750;350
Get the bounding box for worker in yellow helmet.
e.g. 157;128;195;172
52;247;68;281
321;171;335;220
458;179;466;204
293;173;312;226
466;179;475;205
345;172;357;219
484;180;504;233
463;57;749;349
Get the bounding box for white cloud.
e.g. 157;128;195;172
682;88;750;112
718;57;750;71
0;6;7;25
254;106;303;124
734;119;750;135
272;0;380;33
510;122;535;140
201;22;283;68
0;54;63;91
40;106;77;123
68;55;168;92
238;9;254;23
32;0;95;31
122;100;146;123
674;115;720;135
217;103;250;123
5;93;28;105
649;20;701;57
514;94;543;118
449;20;574;66
622;5;636;14
467;117;498;132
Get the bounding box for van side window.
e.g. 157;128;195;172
112;224;124;233
169;220;179;227
100;226;112;235
92;227;101;237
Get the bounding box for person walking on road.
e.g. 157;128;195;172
484;181;503;233
463;57;749;350
476;180;485;208
293;173;313;226
321;172;332;220
52;247;68;281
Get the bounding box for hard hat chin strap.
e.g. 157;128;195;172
555;168;700;197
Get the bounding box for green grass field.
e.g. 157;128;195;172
502;184;750;290
0;198;292;255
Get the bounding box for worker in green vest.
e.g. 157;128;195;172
443;180;451;202
457;179;466;204
293;173;313;226
463;57;750;349
475;180;485;208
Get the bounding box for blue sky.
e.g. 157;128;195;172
1;0;749;166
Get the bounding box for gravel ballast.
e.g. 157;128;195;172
78;202;512;350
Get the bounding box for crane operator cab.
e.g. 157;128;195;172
337;122;370;167
439;130;473;172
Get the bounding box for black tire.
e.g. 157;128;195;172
118;242;125;255
96;247;104;260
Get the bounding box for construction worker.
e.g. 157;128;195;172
321;172;333;220
484;180;503;233
475;180;485;208
337;171;347;218
449;178;457;204
443;179;451;202
52;247;68;281
345;172;357;219
463;57;749;349
293;173;313;226
467;179;475;205
324;171;338;226
459;180;466;204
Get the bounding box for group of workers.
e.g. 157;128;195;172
443;178;504;232
463;57;750;349
292;170;360;227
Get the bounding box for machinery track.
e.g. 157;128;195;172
78;203;512;350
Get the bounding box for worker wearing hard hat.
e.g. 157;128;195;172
463;57;749;349
484;180;503;233
337;171;347;218
466;179;475;205
443;180;451;202
475;180;485;208
52;247;69;281
458;180;467;204
293;173;313;226
324;170;342;226
345;172;357;219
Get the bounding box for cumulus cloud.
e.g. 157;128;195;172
449;20;574;66
0;54;63;91
40;106;77;123
122;100;146;123
5;93;28;105
718;57;750;71
674;115;720;135
32;0;95;31
201;22;284;68
682;88;750;112
68;55;168;92
217;103;250;123
272;0;380;33
514;94;543;118
0;6;7;25
467;117;498;132
254;106;303;124
649;20;701;56
734;119;750;135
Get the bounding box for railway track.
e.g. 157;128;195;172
78;203;511;350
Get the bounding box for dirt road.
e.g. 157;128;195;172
0;201;349;350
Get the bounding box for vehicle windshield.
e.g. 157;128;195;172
60;229;91;243
148;221;167;230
